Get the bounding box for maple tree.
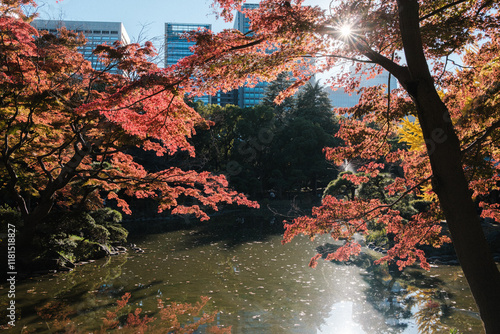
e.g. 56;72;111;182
187;0;500;331
0;0;257;247
3;0;500;331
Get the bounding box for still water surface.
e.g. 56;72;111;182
1;214;485;333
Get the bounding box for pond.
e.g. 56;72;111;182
0;213;487;333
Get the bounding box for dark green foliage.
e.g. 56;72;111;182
192;103;245;173
105;225;128;244
261;72;296;122
50;237;78;256
73;239;109;261
366;228;389;247
52;208;126;247
89;208;127;244
410;199;432;213
12;207;129;263
190;80;342;198
358;173;393;201
264;81;341;195
295;81;335;129
0;205;22;231
323;171;356;200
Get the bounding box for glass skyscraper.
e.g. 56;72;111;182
165;22;212;104
164;5;264;107
233;3;268;108
31;20;130;74
165;23;211;67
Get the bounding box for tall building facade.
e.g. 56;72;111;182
165;22;212;104
165;23;211;67
232;3;267;108
31;20;130;74
163;5;269;107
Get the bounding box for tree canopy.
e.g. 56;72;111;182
0;0;257;246
3;0;500;331
192;0;500;331
192;79;340;198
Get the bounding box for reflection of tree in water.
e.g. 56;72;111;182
317;243;450;333
10;255;136;331
54;254;129;300
409;288;445;334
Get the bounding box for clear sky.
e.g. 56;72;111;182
34;0;330;43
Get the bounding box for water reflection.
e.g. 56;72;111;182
0;215;485;333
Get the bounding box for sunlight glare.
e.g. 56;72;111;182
340;24;352;37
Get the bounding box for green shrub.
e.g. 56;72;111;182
323;171;356;199
106;224;128;244
90;207;122;226
366;228;389;247
0;205;22;231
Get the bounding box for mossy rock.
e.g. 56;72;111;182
73;240;110;262
106;224;128;244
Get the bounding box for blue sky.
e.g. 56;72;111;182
35;0;233;43
35;0;330;44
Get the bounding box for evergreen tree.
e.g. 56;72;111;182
261;72;296;123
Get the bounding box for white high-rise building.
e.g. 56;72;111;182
32;20;130;74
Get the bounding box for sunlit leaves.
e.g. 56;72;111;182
0;0;258;230
398;118;424;152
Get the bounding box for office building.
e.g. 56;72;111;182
165;22;212;104
233;3;268;108
165;22;211;67
32;20;130;74
214;90;239;106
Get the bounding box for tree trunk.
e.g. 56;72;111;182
17;142;90;246
416;77;500;334
396;1;500;332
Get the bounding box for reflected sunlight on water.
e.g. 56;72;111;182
0;215;486;333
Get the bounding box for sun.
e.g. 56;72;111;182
339;24;352;37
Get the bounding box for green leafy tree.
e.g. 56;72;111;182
295;81;334;128
266;81;340;195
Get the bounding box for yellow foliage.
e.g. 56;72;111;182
398;117;424;151
398;118;437;201
420;183;438;202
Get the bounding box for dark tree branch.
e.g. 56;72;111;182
462;118;500;156
312;54;376;64
419;0;470;21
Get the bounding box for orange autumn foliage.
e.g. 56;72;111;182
0;0;258;244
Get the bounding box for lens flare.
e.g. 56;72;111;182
340;24;352;37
